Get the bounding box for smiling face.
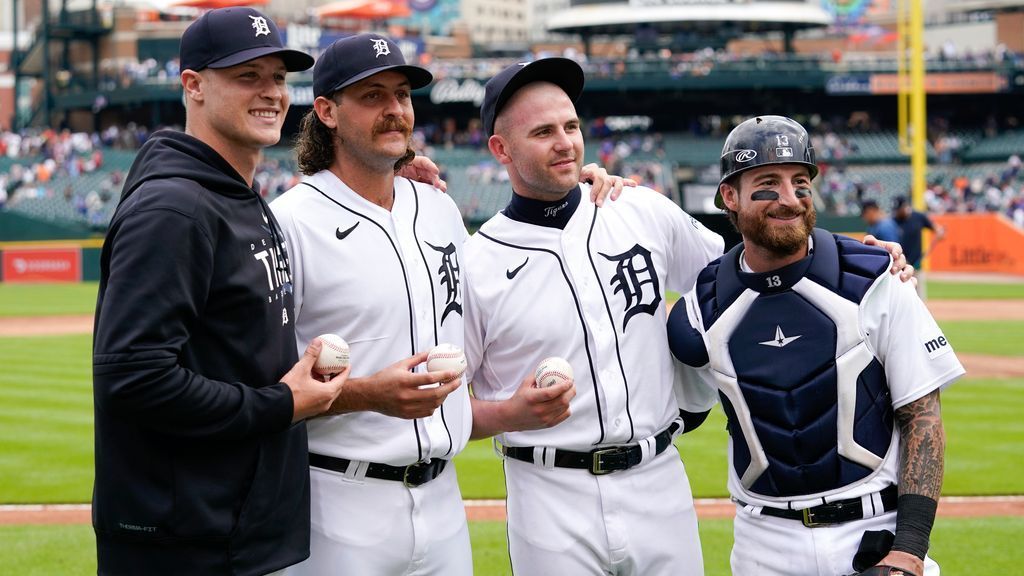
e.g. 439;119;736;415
488;82;584;202
721;163;817;258
192;55;290;152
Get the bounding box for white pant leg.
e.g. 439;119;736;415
731;506;940;576
505;448;703;576
285;463;471;576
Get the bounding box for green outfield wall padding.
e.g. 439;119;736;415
0;212;100;241
83;248;102;282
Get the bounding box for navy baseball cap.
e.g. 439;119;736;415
180;8;313;72
481;58;585;137
313;33;433;98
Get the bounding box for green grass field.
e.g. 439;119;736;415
938;320;1024;357
1;281;1022;573
5;517;1024;575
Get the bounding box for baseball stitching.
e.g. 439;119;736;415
539;370;571;382
318;339;349;372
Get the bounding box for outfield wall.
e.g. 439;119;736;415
1;214;1020;282
930;213;1024;276
0;240;102;283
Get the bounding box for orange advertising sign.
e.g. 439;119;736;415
870;72;1008;95
1;247;82;282
928;214;1024;275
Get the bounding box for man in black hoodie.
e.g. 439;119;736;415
92;8;350;575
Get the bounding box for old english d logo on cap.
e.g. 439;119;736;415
249;14;271;37
371;38;391;58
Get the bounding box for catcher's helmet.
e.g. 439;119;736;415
716;115;818;209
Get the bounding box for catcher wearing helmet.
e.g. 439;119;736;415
668;116;963;576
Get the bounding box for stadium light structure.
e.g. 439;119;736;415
546;0;831;55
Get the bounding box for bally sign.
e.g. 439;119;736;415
2;247;81;283
429;78;486;105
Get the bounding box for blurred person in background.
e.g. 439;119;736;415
892;195;945;268
861;199;901;243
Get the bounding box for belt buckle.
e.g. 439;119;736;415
403;461;425;488
590;448;620;475
801;507;819;527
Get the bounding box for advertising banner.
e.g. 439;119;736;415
1;247;82;283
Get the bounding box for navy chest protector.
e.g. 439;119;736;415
687;229;894;499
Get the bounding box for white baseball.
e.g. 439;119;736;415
535;357;573;388
314;334;350;375
426;343;467;384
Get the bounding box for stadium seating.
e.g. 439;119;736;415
4;127;1022;230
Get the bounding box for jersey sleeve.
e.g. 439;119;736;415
660;195;725;293
861;273;965;409
667;290;718;412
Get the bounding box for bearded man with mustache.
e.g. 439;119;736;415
270;35;627;576
269;34;476;575
668;116;961;576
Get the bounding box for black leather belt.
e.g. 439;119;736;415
502;422;680;476
739;485;899;527
309;453;447;487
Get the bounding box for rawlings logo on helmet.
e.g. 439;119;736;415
735;150;757;162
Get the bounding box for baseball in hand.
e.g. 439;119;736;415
535;357;573;388
314;334;350;375
426;343;467;384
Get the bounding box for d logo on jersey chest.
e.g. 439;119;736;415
599;244;662;330
425;241;463;325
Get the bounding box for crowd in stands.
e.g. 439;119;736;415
816;153;1024;227
0;126;297;227
3;119;1023;229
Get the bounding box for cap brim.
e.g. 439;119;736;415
208;46;315;72
489;58;584;136
324;64;434;95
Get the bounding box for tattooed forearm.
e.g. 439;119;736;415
894;390;945;499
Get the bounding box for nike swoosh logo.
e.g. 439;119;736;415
506;258;528;280
336;222;359;240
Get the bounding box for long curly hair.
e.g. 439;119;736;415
294;100;415;176
295;108;337;176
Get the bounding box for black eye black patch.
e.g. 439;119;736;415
750;188;813;201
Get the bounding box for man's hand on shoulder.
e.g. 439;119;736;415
397;155;447;192
863;234;916;286
581;163;637;206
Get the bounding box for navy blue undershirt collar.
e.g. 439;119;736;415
502;185;581;230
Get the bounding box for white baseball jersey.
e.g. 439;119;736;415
463;184;723;575
464;183;724;448
271;170;472;465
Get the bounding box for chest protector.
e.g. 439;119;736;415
693;228;894;499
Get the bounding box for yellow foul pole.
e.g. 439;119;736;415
898;0;929;290
910;0;926;213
